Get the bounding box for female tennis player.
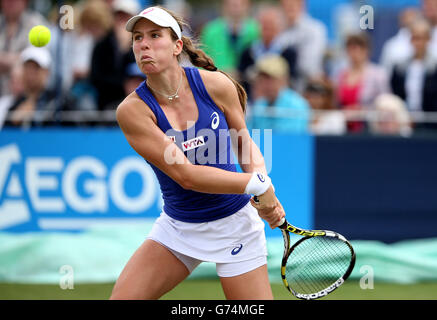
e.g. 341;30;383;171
110;6;285;300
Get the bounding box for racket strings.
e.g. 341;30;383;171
287;244;342;294
285;236;352;295
287;238;350;294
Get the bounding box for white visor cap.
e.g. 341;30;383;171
125;6;182;39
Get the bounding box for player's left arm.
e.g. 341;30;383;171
201;70;268;175
201;70;285;227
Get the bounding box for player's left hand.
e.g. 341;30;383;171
251;196;285;229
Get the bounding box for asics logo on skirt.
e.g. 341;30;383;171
231;244;243;255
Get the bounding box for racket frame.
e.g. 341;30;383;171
279;219;356;300
251;196;355;299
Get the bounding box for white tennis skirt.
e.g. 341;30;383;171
147;201;268;265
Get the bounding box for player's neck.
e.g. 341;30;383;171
146;65;185;103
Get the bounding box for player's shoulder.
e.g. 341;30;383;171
198;69;238;112
198;69;236;97
116;92;141;116
116;91;154;124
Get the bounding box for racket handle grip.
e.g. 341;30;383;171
253;196;287;229
278;217;287;229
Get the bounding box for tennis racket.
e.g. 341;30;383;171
254;197;356;300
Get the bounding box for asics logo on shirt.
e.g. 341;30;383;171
210;112;219;129
231;244;243;255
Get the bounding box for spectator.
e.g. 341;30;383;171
46;1;109;99
90;0;139;110
45;7;75;95
200;0;260;76
3;47;71;128
422;0;437;52
379;7;422;76
238;5;297;100
73;0;114;83
370;93;412;137
334;32;389;133
275;0;328;91
88;61;145;127
0;62;24;129
68;0;115;113
104;61;146;111
379;0;437;74
390;19;437;131
0;0;48;96
304;77;346;135
249;54;309;134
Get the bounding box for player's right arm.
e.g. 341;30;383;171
116;93;254;195
117;92;282;227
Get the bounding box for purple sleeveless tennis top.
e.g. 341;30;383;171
135;67;250;222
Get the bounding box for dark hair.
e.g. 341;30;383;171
157;6;248;113
345;32;371;50
304;77;335;110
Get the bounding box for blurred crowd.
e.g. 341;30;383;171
1;0;437;137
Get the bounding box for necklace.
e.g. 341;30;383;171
146;71;183;102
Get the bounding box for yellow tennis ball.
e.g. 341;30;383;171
28;25;51;47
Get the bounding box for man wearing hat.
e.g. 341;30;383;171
0;0;48;97
249;54;310;133
3;46;62;128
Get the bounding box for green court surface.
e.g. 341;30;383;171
1;280;437;300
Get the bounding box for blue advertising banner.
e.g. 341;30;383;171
0;129;314;237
